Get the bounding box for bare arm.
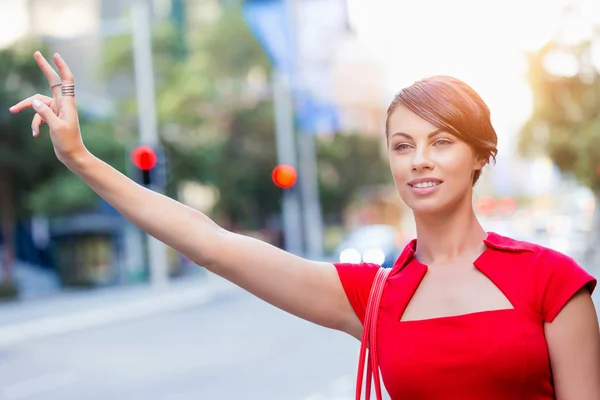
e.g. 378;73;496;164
57;154;358;330
9;51;359;334
71;155;354;330
545;288;600;400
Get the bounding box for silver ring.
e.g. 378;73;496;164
61;84;75;97
50;82;62;89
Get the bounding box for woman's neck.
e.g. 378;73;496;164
412;203;487;265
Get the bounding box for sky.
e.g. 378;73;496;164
346;0;600;154
0;1;28;48
2;1;595;130
344;0;600;197
2;0;597;153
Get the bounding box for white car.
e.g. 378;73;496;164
335;225;402;268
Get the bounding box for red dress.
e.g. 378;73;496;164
334;232;596;400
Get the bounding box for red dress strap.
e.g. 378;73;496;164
355;267;391;400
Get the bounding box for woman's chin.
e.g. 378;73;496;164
403;198;453;216
411;205;446;216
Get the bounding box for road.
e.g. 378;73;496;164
0;288;362;400
0;285;598;400
0;227;597;400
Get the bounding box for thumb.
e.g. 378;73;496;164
32;99;61;128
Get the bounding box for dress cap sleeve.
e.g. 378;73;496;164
537;249;596;322
333;262;380;324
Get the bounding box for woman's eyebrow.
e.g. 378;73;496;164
390;128;445;140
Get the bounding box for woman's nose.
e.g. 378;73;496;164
411;147;434;171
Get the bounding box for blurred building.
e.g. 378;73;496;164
328;29;406;230
331;32;388;137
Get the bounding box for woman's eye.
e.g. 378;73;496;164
394;143;411;151
435;139;451;147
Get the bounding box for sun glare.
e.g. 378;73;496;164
346;0;583;146
0;1;28;49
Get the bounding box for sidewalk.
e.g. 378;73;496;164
0;272;237;348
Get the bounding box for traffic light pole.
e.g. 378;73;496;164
131;0;169;288
297;133;324;259
273;71;303;256
287;0;325;260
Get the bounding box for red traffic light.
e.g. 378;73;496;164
131;146;157;171
272;164;297;189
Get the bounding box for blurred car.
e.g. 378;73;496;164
335;224;403;268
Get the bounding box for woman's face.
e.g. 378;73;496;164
387;105;484;215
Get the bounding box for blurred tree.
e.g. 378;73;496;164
100;1;390;232
211;102;281;230
0;44;46;296
27;120;127;215
317;134;391;218
100;2;274;229
0;44;126;297
519;34;600;260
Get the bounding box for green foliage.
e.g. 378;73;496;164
0;42;127;284
0;42;126;218
99;1;390;230
101;2;274;228
0;281;18;300
200;6;271;79
0;44;48;174
0;43;62;218
211;101;280;229
317;134;391;216
519;38;600;193
28;121;127;215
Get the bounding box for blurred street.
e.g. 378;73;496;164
0;276;362;400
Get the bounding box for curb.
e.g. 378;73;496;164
0;275;236;348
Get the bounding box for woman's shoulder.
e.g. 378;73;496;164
485;232;596;321
484;231;580;268
485;231;594;283
485;231;545;254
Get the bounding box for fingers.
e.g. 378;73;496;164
34;51;62;99
52;53;77;120
8;52;78;138
31;99;61;131
8;94;53;114
32;113;44;137
53;53;75;84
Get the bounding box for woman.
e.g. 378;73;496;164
9;52;600;399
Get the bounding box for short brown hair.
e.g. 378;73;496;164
386;76;498;185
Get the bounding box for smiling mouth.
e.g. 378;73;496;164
409;181;442;188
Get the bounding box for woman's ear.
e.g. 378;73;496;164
473;155;487;171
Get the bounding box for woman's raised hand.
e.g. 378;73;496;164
9;51;87;165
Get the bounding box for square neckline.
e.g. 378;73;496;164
397;307;518;324
394;233;519;324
